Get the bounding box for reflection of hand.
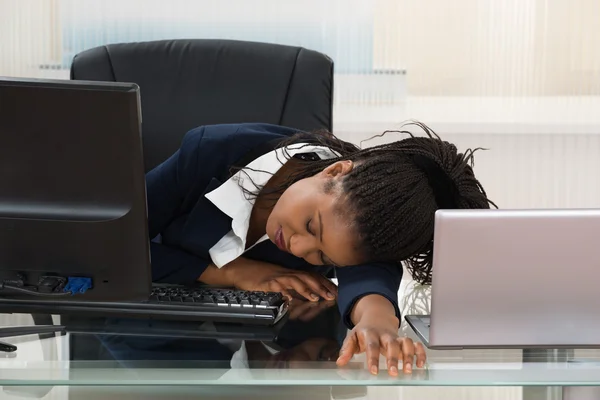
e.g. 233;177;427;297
266;337;340;369
288;299;336;322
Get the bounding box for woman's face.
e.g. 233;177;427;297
266;161;364;267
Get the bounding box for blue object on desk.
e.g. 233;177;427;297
64;277;93;295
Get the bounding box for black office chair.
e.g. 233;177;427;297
70;39;333;172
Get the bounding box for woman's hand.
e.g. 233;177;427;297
336;312;426;375
223;257;337;302
336;294;427;376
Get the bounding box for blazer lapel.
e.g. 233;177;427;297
180;177;233;256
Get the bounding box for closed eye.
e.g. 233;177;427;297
306;219;314;235
307;219;329;265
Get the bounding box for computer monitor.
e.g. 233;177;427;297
0;77;151;302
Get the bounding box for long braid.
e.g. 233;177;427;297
235;122;496;285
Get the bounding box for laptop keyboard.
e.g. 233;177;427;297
148;287;284;309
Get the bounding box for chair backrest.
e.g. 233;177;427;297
70;39;333;171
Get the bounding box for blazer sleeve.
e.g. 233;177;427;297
335;263;403;329
145;126;208;239
150;242;211;284
145;126;213;283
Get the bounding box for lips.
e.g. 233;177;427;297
275;226;287;252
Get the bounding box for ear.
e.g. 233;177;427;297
321;160;354;178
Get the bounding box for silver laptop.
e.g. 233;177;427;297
406;208;600;349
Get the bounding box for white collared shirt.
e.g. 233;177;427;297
204;143;339;268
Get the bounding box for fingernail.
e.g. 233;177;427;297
310;293;319;300
405;363;412;373
417;361;423;368
327;292;334;298
389;366;398;375
370;365;378;375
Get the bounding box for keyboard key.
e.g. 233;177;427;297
200;296;214;303
183;297;195;303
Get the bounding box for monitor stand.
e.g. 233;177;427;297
0;314;64;352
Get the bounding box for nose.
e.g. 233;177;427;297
289;233;318;260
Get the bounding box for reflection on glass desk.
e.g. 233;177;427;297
1;282;600;396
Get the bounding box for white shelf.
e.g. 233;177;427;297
333;96;600;135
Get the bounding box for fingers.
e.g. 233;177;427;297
276;274;335;302
383;337;401;376
267;280;292;301
400;338;416;373
336;332;358;366
316;276;338;299
267;276;313;301
334;327;428;377
296;274;337;301
414;341;427;369
280;275;321;301
363;331;381;375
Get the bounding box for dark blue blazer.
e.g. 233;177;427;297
145;123;402;327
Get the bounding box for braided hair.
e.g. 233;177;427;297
237;121;496;285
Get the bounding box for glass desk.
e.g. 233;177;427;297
0;281;598;400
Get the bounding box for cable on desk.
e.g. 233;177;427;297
0;283;72;297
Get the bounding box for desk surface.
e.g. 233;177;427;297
1;281;599;392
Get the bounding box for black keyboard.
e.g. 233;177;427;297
0;286;289;326
148;286;283;308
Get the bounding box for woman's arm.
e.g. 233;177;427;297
202;256;337;301
349;294;398;327
146;126;228;285
150;242;213;284
335;262;402;328
146;126;207;239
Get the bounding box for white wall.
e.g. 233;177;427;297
0;0;60;78
372;0;600;96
